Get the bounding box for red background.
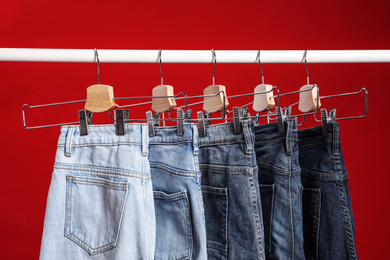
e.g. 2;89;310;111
1;0;389;259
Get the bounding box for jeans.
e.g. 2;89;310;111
40;125;155;259
298;123;358;260
148;124;207;260
198;121;265;260
254;120;305;260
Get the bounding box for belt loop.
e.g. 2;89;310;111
141;124;149;156
332;123;339;155
65;126;76;157
243;121;254;155
192;124;199;155
285;120;293;155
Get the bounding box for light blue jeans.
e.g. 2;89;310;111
40;124;155;260
148;124;208;260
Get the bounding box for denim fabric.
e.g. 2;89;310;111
254;120;305;260
298;123;358;260
198;121;265;260
39;124;155;260
148;124;207;260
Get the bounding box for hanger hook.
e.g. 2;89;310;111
158;49;163;85
94;48;100;84
256;49;264;84
303;49;309;85
212;49;216;85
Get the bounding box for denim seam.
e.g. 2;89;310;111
287;155;295;260
254;137;285;145
248;175;265;260
199;164;258;175
59;142;142;147
301;168;349;181
142;179;151;260
337;180;357;260
268;184;275;255
298;140;331;149
54;163;150;180
198;140;246;147
149;140;191;145
185;191;194;260
315;188;321;260
257;161;301;176
149;162;200;178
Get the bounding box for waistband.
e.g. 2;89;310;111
198;121;255;154
298;123;339;151
149;124;197;144
254;119;298;155
254;120;298;141
58;124;147;146
58;124;149;157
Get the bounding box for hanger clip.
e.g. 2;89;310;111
146;111;156;137
78;110;93;136
197;111;207;137
184;109;192;123
275;107;285;134
233;106;242;134
177;108;184;136
204;112;211;126
321;108;328;136
240;107;249;119
115;109;129;136
254;112;260;126
285;106;292;118
154;112;161;126
124;110;130;123
329;108;337;120
321;108;337;136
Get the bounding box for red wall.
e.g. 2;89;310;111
1;0;389;259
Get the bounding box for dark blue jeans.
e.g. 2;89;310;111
298;123;358;260
199;121;265;260
254;120;305;260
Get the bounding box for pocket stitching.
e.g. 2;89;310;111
64;175;128;255
153;190;193;260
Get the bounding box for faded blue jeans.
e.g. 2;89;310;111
40;124;155;259
198;121;265;260
299;123;358;260
254;120;305;260
148;124;207;260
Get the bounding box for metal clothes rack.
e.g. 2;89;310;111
0;48;390;63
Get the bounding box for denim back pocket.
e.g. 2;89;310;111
259;184;275;254
302;187;321;260
65;175;128;255
201;185;228;257
153;190;193;260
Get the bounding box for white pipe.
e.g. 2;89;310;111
0;48;389;63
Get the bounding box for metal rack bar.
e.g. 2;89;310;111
0;48;389;63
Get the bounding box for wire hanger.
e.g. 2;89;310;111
22;49;189;132
84;49;117;113
253;49;276;113
151;49;177;114
313;87;368;135
202;49;230;113
298;49;321;113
